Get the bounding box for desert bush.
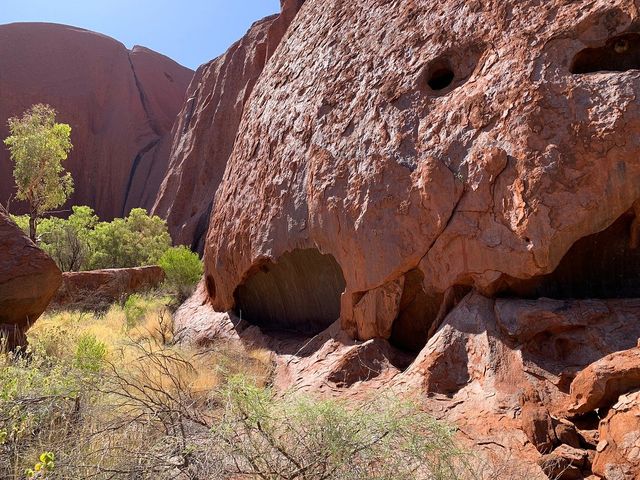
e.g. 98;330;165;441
0;298;514;480
89;208;171;270
123;294;147;329
214;376;468;480
11;206;172;271
158;245;203;300
74;333;107;373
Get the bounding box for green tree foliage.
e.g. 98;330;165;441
3;104;73;242
90;208;171;269
158;246;203;300
38;205;98;271
11;207;173;272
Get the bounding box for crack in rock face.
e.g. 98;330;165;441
202;0;640;343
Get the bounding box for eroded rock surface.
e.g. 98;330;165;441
593;390;640;480
200;0;640;344
153;0;305;251
171;0;640;476
51;266;165;309
0;209;61;349
0;23;192;220
569;347;640;415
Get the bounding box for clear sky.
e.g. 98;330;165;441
0;0;281;70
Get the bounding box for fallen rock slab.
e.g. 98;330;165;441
51;266;165;308
592;390;640;480
569;347;640;415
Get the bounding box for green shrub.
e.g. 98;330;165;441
214;376;468;480
158;246;203;300
74;333;106;373
89;208;171;270
11;206;172;272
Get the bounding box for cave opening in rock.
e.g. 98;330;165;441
503;211;640;299
571;33;640;74
427;66;455;91
389;269;442;353
233;248;346;336
388;269;471;355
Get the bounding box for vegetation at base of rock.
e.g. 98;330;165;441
158;245;204;300
3;104;73;242
0;295;498;480
11;207;198;277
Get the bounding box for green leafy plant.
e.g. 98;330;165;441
74;333;107;373
124;294;147;330
158;245;203;300
214;376;468;480
89;208;171;269
25;451;55;478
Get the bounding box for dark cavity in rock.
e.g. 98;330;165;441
571;33;640;74
234;249;346;335
503;211;640;299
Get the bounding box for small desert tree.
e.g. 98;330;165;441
4;104;74;242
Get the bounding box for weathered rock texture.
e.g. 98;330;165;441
0;209;61;348
51;266;165;308
593;390;640;479
153;0;305;251
0;23;192;220
201;0;640;344
172;0;640;476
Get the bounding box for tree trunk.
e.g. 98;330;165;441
29;211;37;243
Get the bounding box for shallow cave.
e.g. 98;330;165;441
571;33;640;74
233;248;346;336
503;211;640;299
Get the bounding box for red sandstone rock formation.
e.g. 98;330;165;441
0;209;61;349
0;23;192;220
51;266;165;308
569;347;640;415
169;0;640;476
202;0;640;343
152;0;305;251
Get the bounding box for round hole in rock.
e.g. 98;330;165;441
233;248;346;335
428;67;455;91
502;211;640;299
571;32;640;74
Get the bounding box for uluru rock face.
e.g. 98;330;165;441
203;0;640;342
0;208;61;349
171;0;640;475
0;23;192;220
152;0;305;252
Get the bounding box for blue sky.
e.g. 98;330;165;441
0;0;281;70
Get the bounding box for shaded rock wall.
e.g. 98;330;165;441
0;23;192;220
152;0;305;252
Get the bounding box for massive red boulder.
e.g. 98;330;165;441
152;0;305;251
0;23;192;220
199;0;640;344
51;266;166;308
0;208;61;349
